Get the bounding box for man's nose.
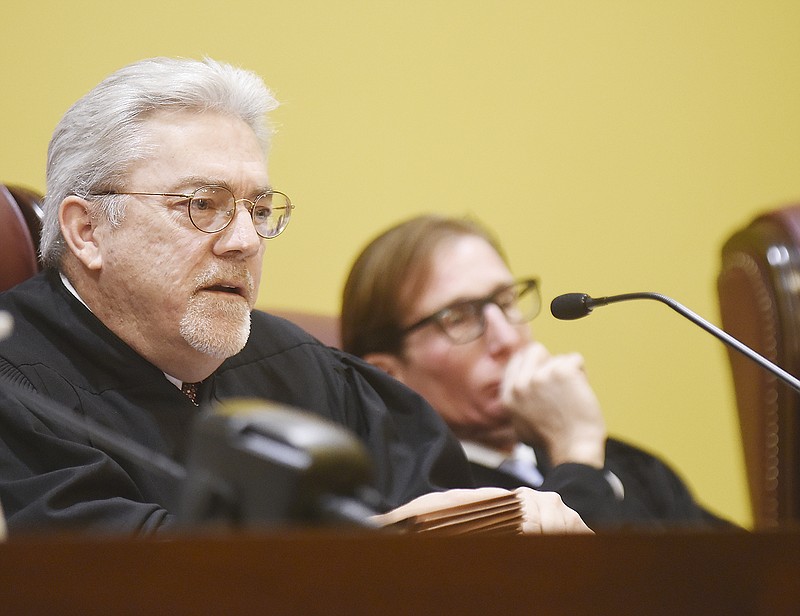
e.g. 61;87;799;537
213;202;262;257
483;303;526;352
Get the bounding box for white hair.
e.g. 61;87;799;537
40;57;279;268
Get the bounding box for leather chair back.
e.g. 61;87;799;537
269;309;341;349
0;184;43;292
717;204;800;528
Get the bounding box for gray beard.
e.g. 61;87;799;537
179;293;252;359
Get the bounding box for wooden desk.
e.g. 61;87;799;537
1;529;798;615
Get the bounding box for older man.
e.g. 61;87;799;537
0;58;586;535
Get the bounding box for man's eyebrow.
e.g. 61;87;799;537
169;177;273;195
168;176;220;192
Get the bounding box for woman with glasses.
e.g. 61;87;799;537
341;214;732;529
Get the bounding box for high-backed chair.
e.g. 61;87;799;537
269;309;341;349
717;204;800;529
0;183;44;292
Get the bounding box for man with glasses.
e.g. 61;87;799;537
0;58;591;535
341;215;731;529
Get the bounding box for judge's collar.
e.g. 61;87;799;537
59;272;90;311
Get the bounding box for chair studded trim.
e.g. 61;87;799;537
719;251;780;527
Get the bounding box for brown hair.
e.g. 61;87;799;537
340;214;507;357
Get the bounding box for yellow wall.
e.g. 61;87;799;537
5;1;800;528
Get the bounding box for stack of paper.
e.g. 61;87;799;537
373;488;524;536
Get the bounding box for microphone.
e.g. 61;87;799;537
179;398;382;529
550;291;800;394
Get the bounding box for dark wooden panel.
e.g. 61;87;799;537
1;529;798;615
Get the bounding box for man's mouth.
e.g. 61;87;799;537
194;266;255;304
202;283;246;298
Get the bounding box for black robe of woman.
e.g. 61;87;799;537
469;439;733;530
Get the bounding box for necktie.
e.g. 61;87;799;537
498;457;544;488
181;381;200;406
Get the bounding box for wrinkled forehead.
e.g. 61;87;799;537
126;110;269;190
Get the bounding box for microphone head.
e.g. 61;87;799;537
550;293;593;320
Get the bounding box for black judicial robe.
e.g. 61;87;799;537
469;439;732;530
0;270;472;535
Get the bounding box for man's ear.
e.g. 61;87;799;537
363;352;406;383
59;196;103;270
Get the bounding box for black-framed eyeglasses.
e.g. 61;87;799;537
90;184;294;239
402;278;541;345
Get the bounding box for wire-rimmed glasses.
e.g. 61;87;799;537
91;184;294;239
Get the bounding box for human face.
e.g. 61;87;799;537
87;110;268;379
394;235;531;444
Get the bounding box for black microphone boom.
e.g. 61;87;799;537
550;291;800;394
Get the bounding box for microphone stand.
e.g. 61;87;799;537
555;291;800;395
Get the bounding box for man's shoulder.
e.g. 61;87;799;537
0;269;57;307
240;309;329;355
217;309;422;406
0;271;70;363
217;309;342;376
